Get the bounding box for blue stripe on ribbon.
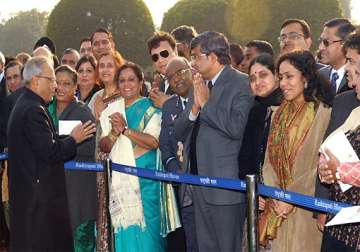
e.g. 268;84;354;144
0;152;8;160
258;184;349;214
64;161;103;171
0;152;352;214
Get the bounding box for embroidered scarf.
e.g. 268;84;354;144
268;100;317;189
259;100;317;245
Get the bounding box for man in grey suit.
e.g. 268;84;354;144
175;31;253;251
318;18;355;95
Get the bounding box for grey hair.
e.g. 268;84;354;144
0;51;5;66
63;48;80;57
23;56;52;85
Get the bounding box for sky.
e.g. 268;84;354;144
1;0;360;26
0;0;178;27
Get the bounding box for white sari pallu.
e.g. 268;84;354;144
100;98;145;231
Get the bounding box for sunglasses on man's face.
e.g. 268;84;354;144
318;37;343;47
151;50;170;62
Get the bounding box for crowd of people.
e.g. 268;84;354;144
0;16;359;252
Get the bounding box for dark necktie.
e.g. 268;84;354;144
183;100;187;109
330;72;339;94
208;80;213;93
189;118;200;175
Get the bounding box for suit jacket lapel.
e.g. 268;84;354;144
338;74;348;93
210;65;230;101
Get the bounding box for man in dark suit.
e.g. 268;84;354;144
175;31;253;251
318;18;356;95
160;56;197;251
160;57;192;172
7;56;96;251
147;32;177;108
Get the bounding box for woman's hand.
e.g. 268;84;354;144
109;112;127;136
273;200;294;218
318;149;339;184
94;95;105;120
259;196;266;211
317;213;327;232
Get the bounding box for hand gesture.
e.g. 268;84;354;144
317;213;327;232
109;112;127;136
318;149;339;184
193;73;209;108
177;141;184;163
149;88;170;108
259;196;266;211
94;95;105;120
273;200;294;218
71;120;96;144
151;74;162;89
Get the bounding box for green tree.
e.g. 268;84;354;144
162;0;343;54
47;0;155;67
226;0;343;53
161;0;233;39
0;9;48;56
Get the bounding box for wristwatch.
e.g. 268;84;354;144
122;126;128;135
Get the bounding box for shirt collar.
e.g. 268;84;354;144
208;66;225;86
331;65;346;80
180;96;188;103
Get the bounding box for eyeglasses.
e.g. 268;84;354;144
151;50;170;62
318;37;343;47
278;32;304;42
190;54;208;62
167;68;191;82
36;75;56;83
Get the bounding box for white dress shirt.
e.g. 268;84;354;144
330;65;346;92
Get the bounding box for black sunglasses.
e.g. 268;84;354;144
318;38;343;47
151;50;170;62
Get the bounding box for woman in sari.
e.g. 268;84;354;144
89;51;124;251
99;62;179;252
259;51;333;252
75;55;101;104
54;65;97;251
88;51;124;120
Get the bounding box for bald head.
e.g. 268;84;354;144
31;46;54;67
32;46;52;58
165;56;192;97
32;46;54;66
165;56;191;77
